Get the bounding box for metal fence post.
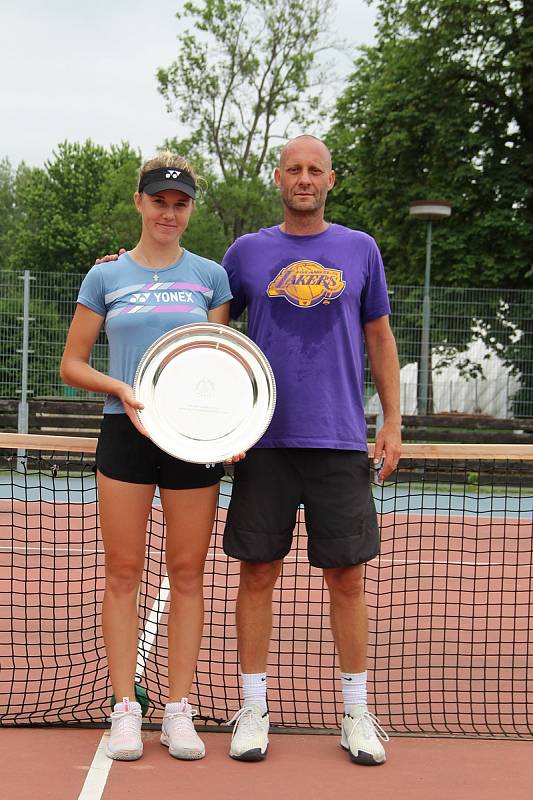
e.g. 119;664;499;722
419;220;433;415
16;270;34;471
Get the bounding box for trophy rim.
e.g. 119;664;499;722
133;323;276;463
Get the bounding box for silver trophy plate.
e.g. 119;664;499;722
133;323;276;463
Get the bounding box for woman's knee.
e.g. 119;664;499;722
167;561;205;596
105;559;143;596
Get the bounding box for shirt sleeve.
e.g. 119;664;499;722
208;262;233;309
361;238;392;323
77;265;106;317
222;241;247;320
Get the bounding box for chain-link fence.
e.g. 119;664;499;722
1;270;532;419
379;285;533;419
0;271;107;406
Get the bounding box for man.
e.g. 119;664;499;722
222;135;401;766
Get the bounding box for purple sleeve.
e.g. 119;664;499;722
222;241;247;320
361;239;391;322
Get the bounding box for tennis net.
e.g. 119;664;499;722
0;434;532;737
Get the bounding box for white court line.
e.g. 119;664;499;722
373;556;533;568
77;732;113;800
1;545;224;557
76;577;170;800
4;544;533;570
136;576;170;677
0;545;276;560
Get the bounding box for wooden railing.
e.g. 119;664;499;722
0;399;532;444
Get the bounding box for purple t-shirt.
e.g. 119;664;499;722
223;224;391;451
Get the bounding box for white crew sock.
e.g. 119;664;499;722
242;672;268;713
164;698;190;716
341;671;368;712
113;697;141;713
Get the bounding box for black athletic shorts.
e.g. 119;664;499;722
223;448;379;569
96;414;224;489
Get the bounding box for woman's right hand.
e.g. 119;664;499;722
117;383;149;437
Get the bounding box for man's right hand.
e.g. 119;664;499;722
95;248;126;264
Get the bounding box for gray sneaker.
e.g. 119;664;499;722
227;704;269;761
341;704;389;766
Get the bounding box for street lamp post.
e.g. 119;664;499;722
409;200;452;415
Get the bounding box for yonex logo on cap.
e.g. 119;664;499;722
138;166;196;198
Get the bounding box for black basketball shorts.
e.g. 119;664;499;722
223;448;380;569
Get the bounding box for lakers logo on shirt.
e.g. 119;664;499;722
267;261;346;308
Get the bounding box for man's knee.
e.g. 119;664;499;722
239;559;283;594
323;565;365;600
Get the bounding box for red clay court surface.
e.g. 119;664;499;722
0;728;532;800
1;500;532;799
1;443;532;798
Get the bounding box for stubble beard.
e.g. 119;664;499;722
282;190;327;216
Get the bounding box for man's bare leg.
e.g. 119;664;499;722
236;559;282;672
230;559;282;761
324;565;367;673
324;564;388;766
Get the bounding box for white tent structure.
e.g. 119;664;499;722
366;339;522;418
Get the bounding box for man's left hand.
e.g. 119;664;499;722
373;420;401;482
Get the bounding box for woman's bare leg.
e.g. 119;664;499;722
98;471;154;700
160;483;219;701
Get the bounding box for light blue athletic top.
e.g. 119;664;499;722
77;250;232;413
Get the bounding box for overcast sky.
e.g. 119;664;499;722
0;0;376;168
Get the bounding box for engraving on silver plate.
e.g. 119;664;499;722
133;323;276;463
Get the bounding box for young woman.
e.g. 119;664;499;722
61;152;240;762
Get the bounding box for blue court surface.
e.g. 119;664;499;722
1;472;531;518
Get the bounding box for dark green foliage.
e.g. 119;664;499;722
326;0;533;289
5;141;141;274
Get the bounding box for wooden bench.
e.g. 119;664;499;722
0;398;103;437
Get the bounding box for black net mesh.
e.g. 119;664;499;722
0;443;532;736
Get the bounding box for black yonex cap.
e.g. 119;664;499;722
138;167;196;199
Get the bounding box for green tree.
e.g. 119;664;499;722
326;0;533;289
0;159;15;260
161;136;282;261
7;141;141;274
157;0;335;241
183;174;281;261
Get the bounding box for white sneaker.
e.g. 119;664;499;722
227;704;269;761
160;698;205;760
341;704;389;766
106;698;143;761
